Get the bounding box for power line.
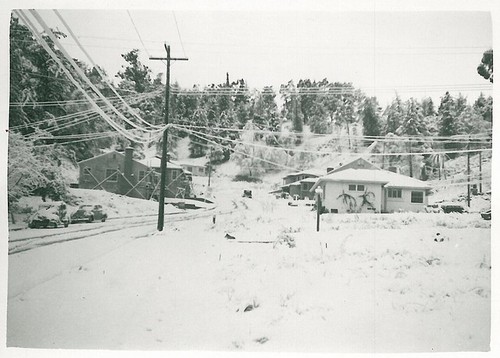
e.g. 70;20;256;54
9;89;162;107
126;10;152;58
54;9;163;131
30;9;164;138
33;132;119;147
172;11;187;58
16;10;157;144
172;124;492;143
173;124;493;158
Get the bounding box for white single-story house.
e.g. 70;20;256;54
310;164;431;214
176;157;209;177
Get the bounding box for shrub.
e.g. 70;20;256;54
233;174;262;183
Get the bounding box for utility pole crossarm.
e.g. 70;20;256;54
149;57;188;61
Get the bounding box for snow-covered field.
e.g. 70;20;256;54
7;178;491;353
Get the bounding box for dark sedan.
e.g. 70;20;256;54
71;204;108;223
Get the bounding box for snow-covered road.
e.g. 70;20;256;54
6;199;491;352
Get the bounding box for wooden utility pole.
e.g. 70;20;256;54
207;146;212;187
408;140;413;178
479;150;483;193
467;136;471;208
150;45;188;231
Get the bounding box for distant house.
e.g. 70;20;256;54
78;148;190;199
176;157;209;177
310;158;431;213
280;170;322;199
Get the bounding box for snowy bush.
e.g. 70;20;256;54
274;232;296;248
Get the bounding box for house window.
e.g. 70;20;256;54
411;191;424;203
138;170;146;181
388;189;402;198
349;184;365;191
106;169;118;182
301;183;309;191
170;169;179;180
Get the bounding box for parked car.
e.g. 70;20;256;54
242;190;253;198
71;204;108;223
480;209;491;221
440;203;465;213
28;201;70;228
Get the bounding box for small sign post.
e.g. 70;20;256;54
315;187;323;232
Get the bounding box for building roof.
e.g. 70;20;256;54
176;157;209;167
77;150;124;165
281;177;319;189
310;168;430;191
139;157;183;170
282;169;323;179
326;157;381;174
300;177;319;183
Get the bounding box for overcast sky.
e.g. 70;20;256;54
2;1;494;110
22;8;491;107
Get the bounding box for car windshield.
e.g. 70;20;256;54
80;205;93;209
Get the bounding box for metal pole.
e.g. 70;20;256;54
316;195;321;232
467;136;471;208
479;150;482;194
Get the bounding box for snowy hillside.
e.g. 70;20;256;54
7;181;491;351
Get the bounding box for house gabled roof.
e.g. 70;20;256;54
282;169;323;179
281;177;319;189
327;157;381;174
310;168;430;192
77;150;124;165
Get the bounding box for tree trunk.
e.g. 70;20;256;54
442;156;447;180
382;142;386;169
437;155;441;180
346;123;351;149
10;211;16;225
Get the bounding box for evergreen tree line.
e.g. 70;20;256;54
8;14;493;207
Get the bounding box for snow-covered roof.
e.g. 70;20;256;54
310;168;430;191
281;177;319;188
283;169;323;179
326;157;381;174
139;157;183;170
176;157;209;167
78;150;124;164
300;177;319;183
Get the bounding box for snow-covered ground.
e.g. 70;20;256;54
7;175;491;353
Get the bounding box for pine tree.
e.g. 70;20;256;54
397;98;427;136
385;96;405;135
421;97;436;117
438;92;459;156
361;97;381;139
